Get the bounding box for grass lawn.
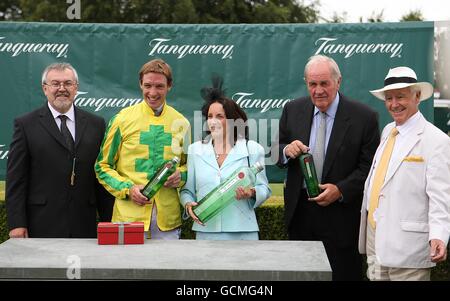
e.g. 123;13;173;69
269;183;283;196
0;181;4;201
265;183;284;206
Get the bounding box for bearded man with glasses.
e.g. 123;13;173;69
6;62;114;238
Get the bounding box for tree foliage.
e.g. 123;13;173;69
0;0;319;23
322;11;347;23
0;1;428;25
400;10;424;22
0;0;22;20
367;9;385;23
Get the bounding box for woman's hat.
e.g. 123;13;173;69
370;66;433;101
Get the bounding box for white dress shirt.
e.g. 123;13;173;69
282;93;340;163
366;111;422;211
47;102;76;140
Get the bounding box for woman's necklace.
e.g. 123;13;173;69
214;145;227;161
214;149;224;160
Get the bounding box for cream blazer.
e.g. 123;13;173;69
359;113;450;268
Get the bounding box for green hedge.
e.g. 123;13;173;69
0;202;448;280
0;204;8;243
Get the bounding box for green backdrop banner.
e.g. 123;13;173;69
0;21;434;182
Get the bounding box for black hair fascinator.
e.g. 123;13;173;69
200;73;226;102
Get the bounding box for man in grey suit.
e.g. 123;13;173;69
6;62;113;238
276;55;380;280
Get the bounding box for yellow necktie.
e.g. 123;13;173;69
368;127;399;229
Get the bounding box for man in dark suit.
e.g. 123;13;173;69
276;55;380;280
6;62;114;238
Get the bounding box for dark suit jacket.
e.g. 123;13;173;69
6;105;114;238
277;93;380;247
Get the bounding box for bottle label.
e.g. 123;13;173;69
305;161;312;178
218;174;242;194
156;165;170;182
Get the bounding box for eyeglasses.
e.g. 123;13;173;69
44;81;77;89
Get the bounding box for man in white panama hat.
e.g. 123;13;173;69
358;66;450;281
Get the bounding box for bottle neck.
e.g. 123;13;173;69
250;165;262;174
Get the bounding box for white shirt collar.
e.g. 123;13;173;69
153;103;164;116
47;102;75;122
396;111;422;136
313;92;340;118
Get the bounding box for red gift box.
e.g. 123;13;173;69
97;222;145;245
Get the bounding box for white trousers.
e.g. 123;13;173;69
365;222;430;281
145;205;180;240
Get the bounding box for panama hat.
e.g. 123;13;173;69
370;66;434;101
